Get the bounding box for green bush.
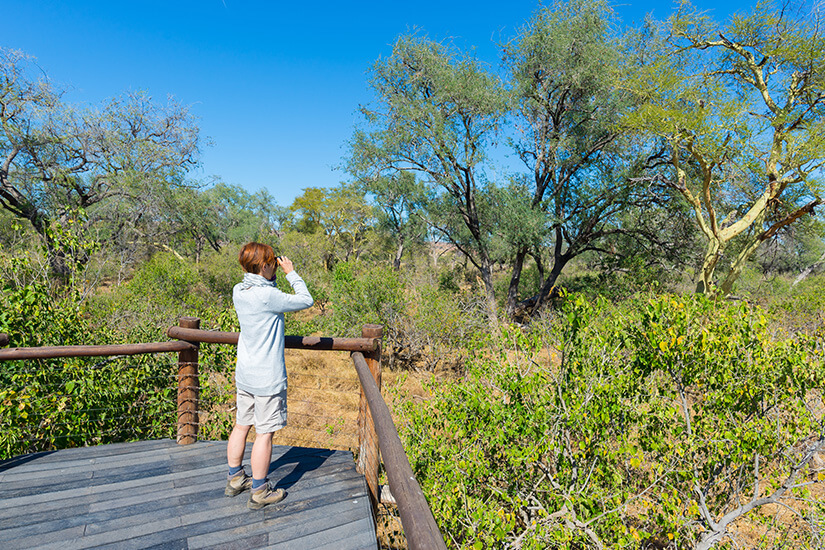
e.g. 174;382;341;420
765;273;825;337
197;246;245;298
0;354;177;459
385;283;487;371
321;261;404;337
399;293;825;548
564;255;671;301
0;255;184;459
87;252;226;340
0;282;91;348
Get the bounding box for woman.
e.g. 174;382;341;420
224;242;314;510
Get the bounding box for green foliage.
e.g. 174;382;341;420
321;260;403;337
399;293;825;548
438;268;461;294
201;181;286;245
87;251;223;339
765;272;825;337
349;33;509;317
0;279;90;348
197;246;246;298
126;251;201;302
0;356;176;459
0;256;182;459
196;309;241;441
386;282;488;372
564;255;669;300
285;184;374;271
0;255;239;458
359;171;429;270
43;208;102;283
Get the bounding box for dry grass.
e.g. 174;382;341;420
273;349;361;450
242;348;430;451
376;501;408;550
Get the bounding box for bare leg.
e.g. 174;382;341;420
251;431;274;480
227;423;251;468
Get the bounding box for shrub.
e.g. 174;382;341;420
87;252;224;340
0;353;177;460
399;293;825;548
765;273;825;337
385;283;487;372
321;261;404;337
0;282;91;348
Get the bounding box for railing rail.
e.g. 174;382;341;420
0;331;379;361
0;318;447;549
352;351;447;550
166;325;379;351
0;340;195;360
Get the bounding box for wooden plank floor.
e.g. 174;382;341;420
0;439;378;550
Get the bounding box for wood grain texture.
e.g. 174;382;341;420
0;440;377;550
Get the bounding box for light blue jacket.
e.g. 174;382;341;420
232;271;313;395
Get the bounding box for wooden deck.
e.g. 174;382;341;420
0;439;378;550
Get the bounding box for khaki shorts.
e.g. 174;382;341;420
236;388;287;433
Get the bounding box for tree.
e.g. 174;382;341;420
0;48;200;278
349;35;509;322
289;187;326;234
502;0;667;316
323;184;374;265
199;182;287;245
360;170;428;271
624;1;825;297
288;184;373;270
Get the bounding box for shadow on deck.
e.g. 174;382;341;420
0;439;377;550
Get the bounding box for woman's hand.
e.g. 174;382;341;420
278;256;294;274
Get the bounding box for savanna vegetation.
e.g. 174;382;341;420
1;0;824;548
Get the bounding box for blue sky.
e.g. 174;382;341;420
6;0;758;207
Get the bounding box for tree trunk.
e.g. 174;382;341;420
479;262;499;325
695;238;723;295
719;198;821;295
531;228;570;315
505;246;528;318
531;255;568;315
392;235;405;271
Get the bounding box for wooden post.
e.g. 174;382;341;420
176;317;200;445
357;324;383;518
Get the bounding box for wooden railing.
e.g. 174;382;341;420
0;317;447;550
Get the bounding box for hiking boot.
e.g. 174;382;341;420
247;482;286;510
225;471;253;497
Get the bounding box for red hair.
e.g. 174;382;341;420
238;242;276;274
